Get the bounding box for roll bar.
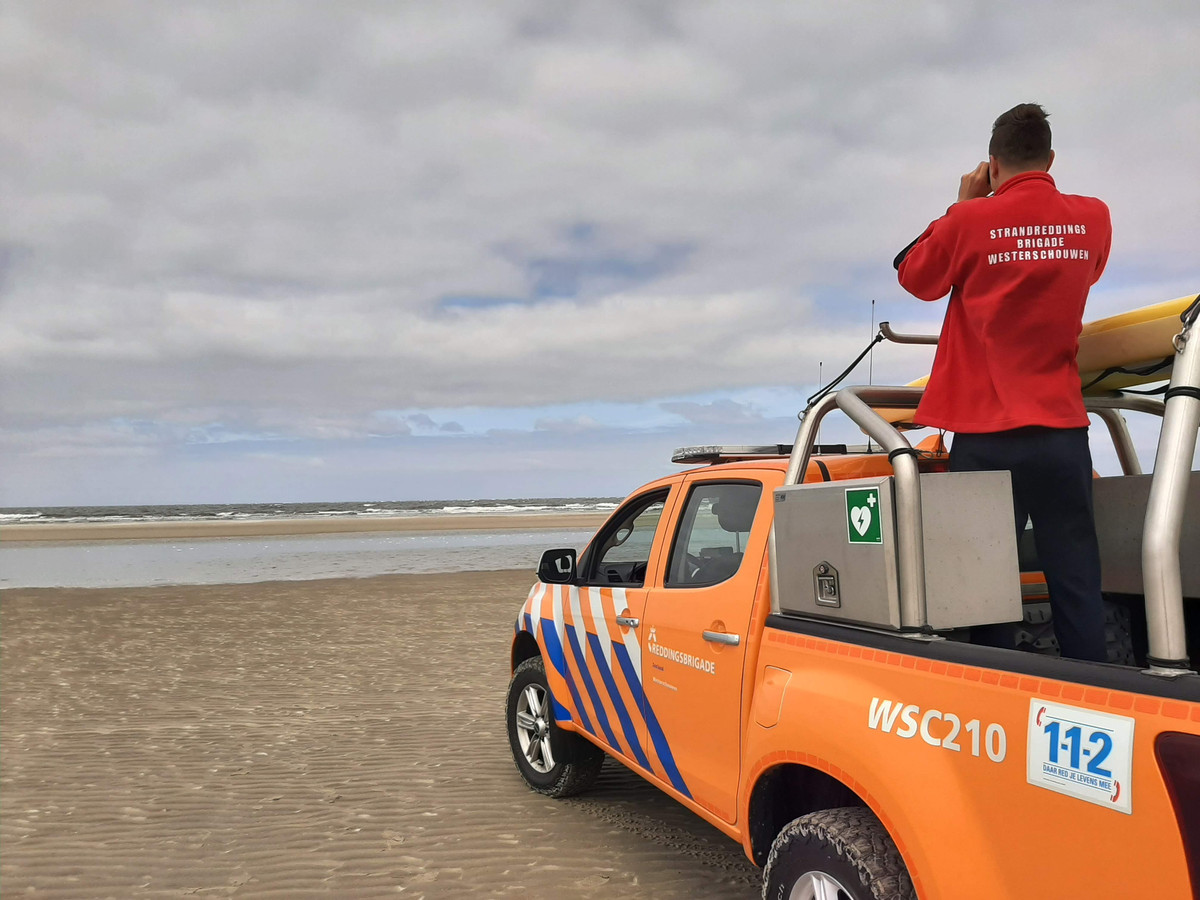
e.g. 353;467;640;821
878;322;939;345
784;386;927;628
1086;394;1166;478
781;370;1195;671
1143;311;1200;673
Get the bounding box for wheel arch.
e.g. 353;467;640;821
511;630;542;673
746;763;867;866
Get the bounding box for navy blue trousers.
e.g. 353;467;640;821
950;427;1108;662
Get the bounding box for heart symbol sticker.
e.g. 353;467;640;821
850;506;871;536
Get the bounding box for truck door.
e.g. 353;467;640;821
570;485;678;772
640;478;767;822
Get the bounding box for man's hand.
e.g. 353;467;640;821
957;161;991;203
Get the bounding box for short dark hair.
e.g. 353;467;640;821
989;103;1052;167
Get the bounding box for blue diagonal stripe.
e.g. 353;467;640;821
612;642;690;798
587;634;652;770
565;624;621;751
539;618;594;734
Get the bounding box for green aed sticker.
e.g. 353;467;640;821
845;487;882;544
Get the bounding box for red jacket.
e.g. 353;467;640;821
897;171;1111;433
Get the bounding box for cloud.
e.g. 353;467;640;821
660;398;764;426
246;452;326;468
404;412;465;434
1;1;1196;503
405;413;439;432
533;415;606;434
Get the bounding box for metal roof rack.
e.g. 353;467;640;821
671;444;865;465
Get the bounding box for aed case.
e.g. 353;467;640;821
772;473;1022;630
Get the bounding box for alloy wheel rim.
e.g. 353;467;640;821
789;870;852;900
515;682;556;773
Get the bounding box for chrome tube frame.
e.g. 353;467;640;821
784;393;842;486
878;322;940;345
1083;395;1163;477
780;375;1195;658
785;386;927;487
1142;319;1200;673
785;386;928;628
1090;408;1142;475
837;390;928;629
1085;393;1167;418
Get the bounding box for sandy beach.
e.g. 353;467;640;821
1;570;760;898
2;513;611;543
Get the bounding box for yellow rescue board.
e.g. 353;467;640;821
883;294;1196;425
1076;295;1194;391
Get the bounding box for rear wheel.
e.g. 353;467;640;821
1102;600;1136;665
979;598;1136;664
762;807;914;900
505;656;603;797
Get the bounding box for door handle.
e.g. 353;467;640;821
616;616;640;628
702;630;740;646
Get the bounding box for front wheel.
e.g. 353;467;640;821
762;807;914;900
505;656;603;798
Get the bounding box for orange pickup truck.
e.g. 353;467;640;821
505;300;1200;899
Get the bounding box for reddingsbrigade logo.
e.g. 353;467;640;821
646;626;716;674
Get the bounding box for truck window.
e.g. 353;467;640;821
583;492;667;586
666;482;762;588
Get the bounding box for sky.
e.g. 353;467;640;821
2;1;1198;506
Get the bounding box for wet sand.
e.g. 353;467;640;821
3;513;610;543
1;571;759;898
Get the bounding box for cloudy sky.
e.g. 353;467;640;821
2;1;1197;506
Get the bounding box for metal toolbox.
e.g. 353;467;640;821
771;472;1022;630
1093;472;1200;599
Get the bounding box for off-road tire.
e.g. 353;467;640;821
984;598;1136;664
762;807;915;900
1102;600;1136;665
505;656;603;798
1008;601;1059;655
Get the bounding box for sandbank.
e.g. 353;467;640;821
2;512;610;543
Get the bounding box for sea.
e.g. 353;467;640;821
0;498;619;590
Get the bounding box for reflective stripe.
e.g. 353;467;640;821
565;620;620;749
587;631;652;769
612;587;643;679
613;641;690;797
540;614;593;732
587;587;614;668
529;582;546;636
517;581;688;798
583;587;650;763
568;588;589;662
550;584;564;649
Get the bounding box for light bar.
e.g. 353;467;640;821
671;444;861;465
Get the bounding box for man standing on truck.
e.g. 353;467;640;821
894;103;1112;662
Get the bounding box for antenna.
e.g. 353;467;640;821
867;299;876;453
868;298;876;385
817;361;823;446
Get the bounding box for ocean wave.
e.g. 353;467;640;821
1;498;622;526
0;512;45;523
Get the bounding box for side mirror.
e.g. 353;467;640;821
538;548;577;584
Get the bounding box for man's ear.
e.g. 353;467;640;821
988;156;1000;187
1046;149;1055;172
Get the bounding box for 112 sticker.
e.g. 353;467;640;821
1026;699;1134;814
